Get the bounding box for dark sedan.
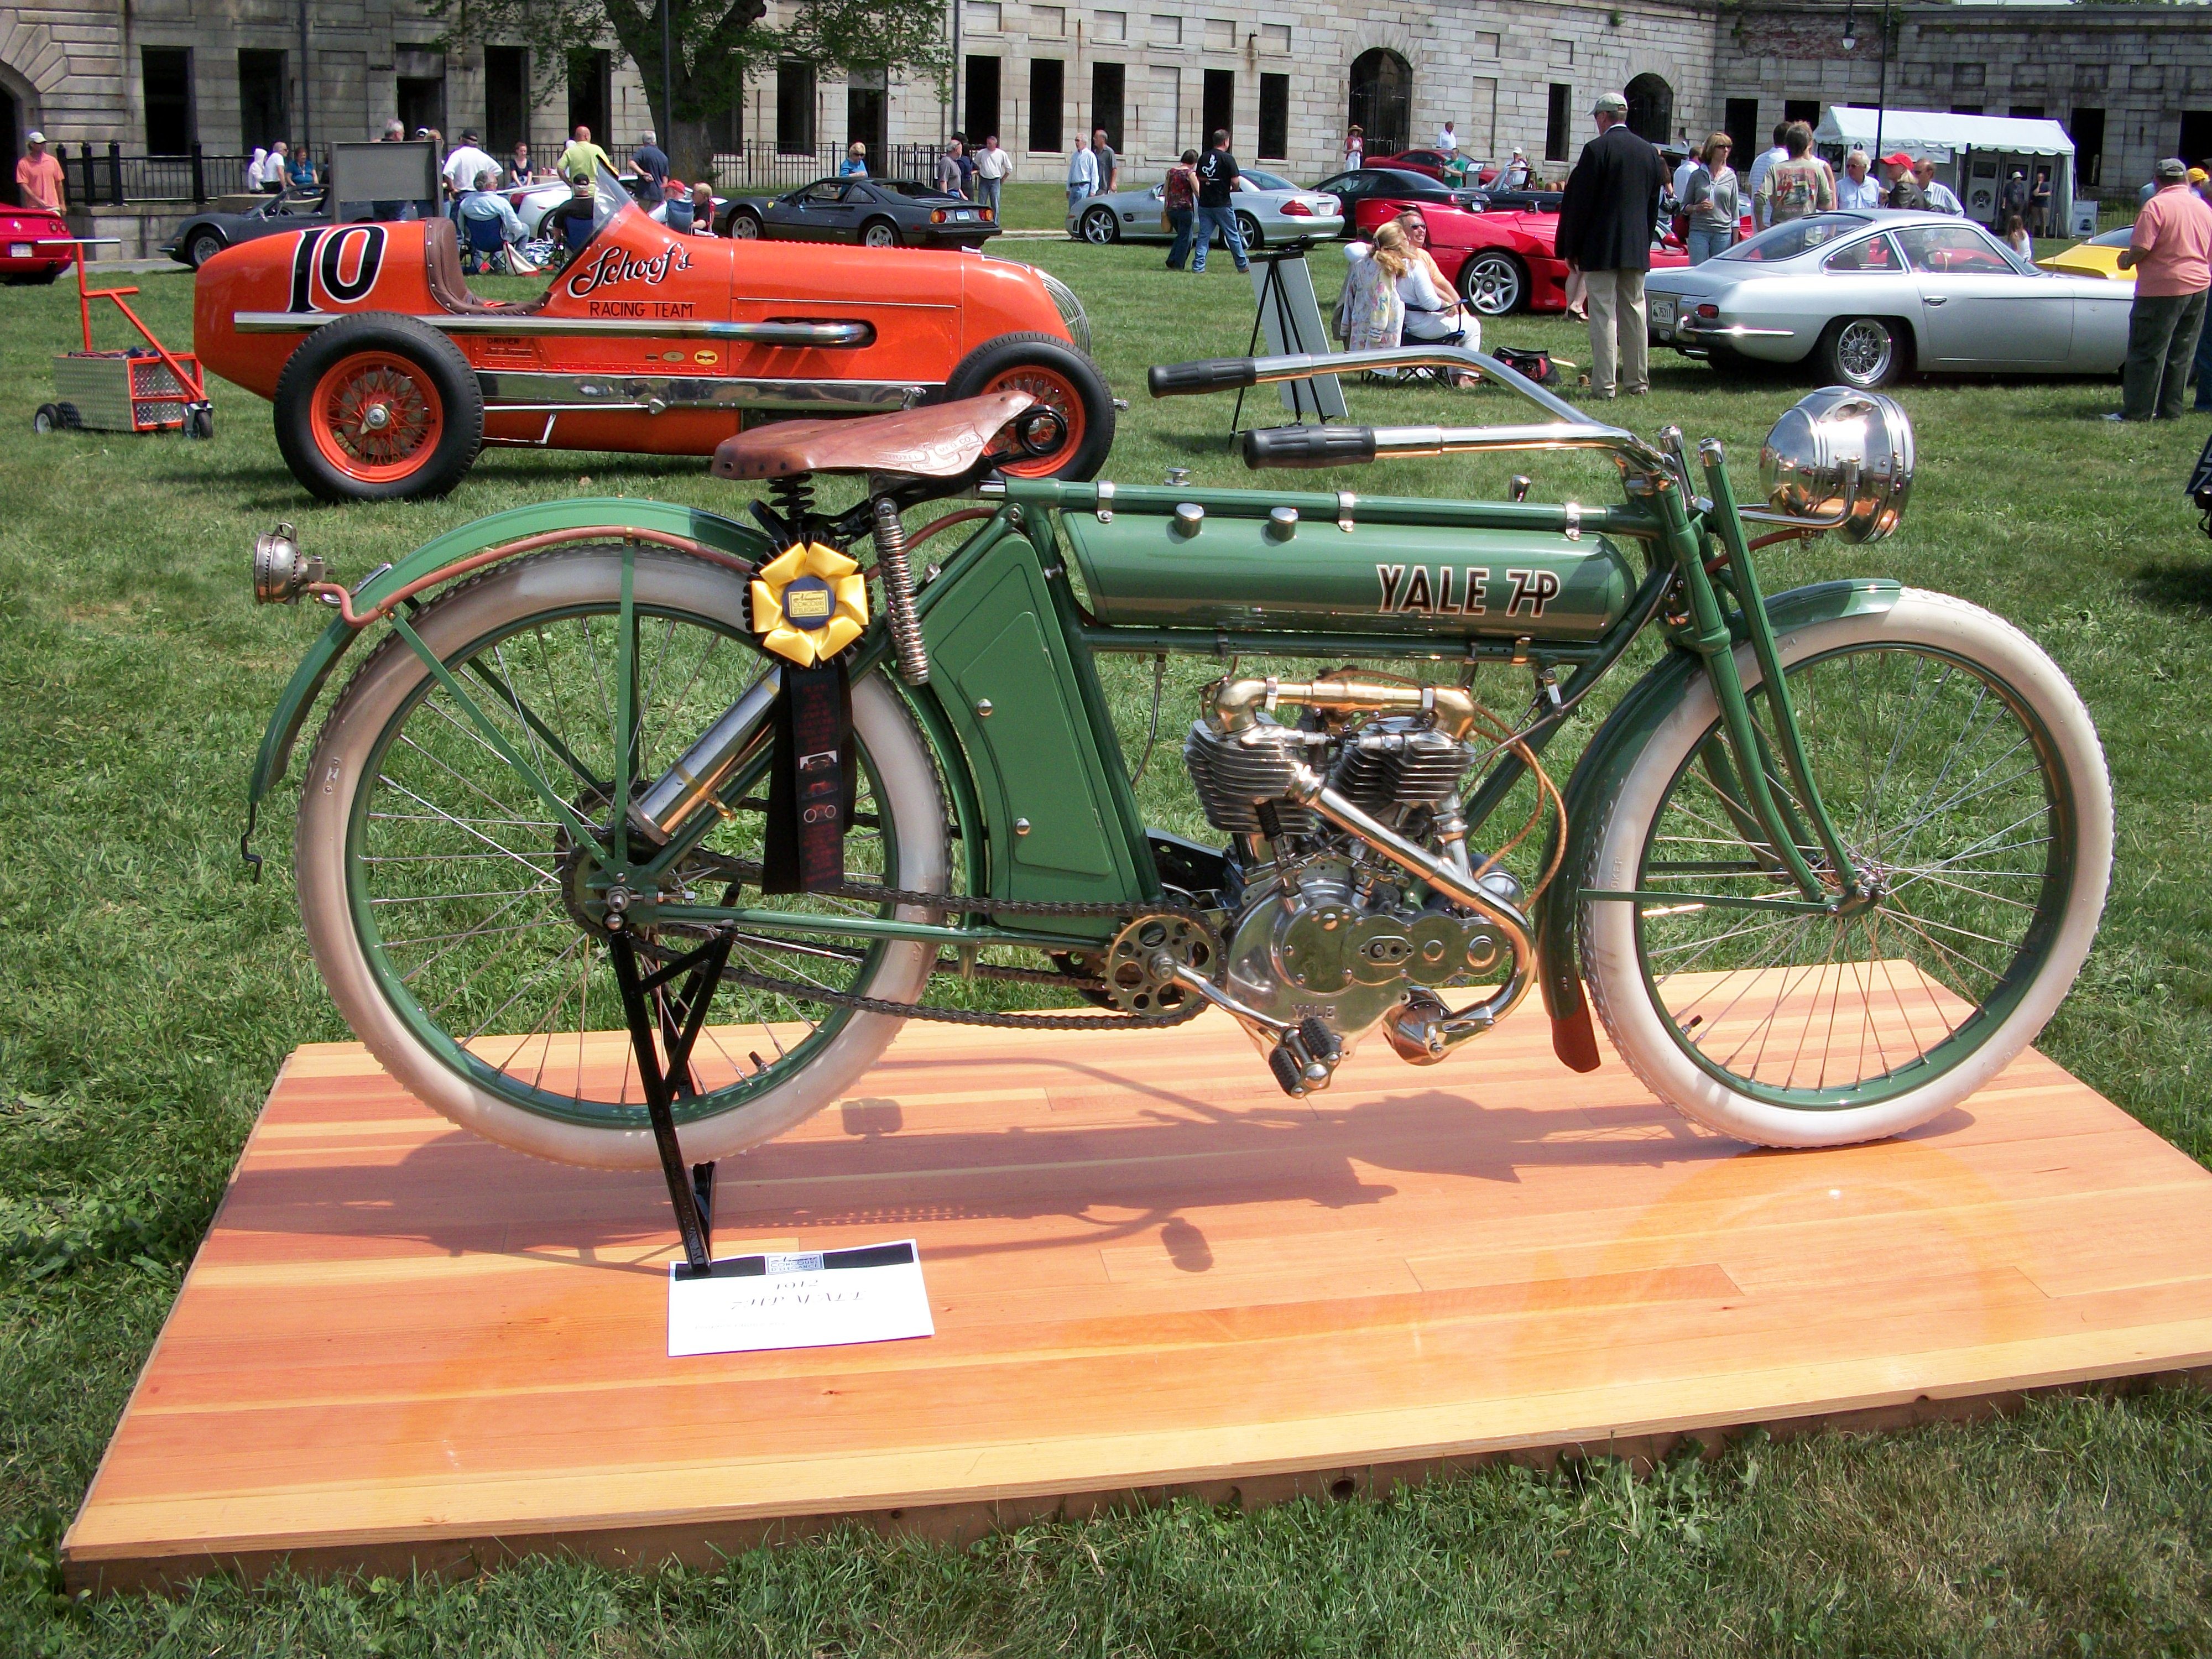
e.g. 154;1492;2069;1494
718;177;999;248
161;188;377;269
1311;167;1481;221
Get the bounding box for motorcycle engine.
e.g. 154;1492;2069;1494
1183;706;1521;1056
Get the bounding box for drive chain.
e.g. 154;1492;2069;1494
675;858;1223;1031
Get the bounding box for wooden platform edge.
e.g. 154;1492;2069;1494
62;1361;2212;1595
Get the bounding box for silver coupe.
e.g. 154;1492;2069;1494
1067;168;1344;248
1645;210;2130;389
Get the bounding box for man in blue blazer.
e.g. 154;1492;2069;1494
1555;91;1671;399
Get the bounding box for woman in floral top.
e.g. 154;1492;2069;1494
1164;149;1201;271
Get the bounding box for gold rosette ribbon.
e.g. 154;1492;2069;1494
749;541;868;666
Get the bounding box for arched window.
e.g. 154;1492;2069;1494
1625;74;1674;146
1348;49;1412;155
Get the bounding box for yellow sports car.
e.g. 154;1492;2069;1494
2037;226;2134;282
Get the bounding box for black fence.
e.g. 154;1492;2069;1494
707;143;947;191
59;144;255;207
58;140;958;208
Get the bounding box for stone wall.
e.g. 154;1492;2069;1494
1714;3;2212;200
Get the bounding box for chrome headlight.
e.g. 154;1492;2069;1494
1034;267;1092;357
1759;386;1914;544
251;521;323;604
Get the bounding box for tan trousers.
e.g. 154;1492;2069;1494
1583;267;1649;397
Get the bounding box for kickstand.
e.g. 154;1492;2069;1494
606;927;734;1279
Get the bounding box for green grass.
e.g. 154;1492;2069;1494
6;243;2212;1656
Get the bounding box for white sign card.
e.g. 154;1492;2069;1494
666;1239;935;1358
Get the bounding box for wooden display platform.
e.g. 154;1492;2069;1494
62;969;2212;1591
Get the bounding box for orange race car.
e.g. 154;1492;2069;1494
192;165;1112;501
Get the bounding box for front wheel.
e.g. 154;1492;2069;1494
1079;205;1120;244
294;547;950;1169
186;229;226;268
941;329;1116;480
726;208;762;239
273;312;484;502
1579;589;2111;1147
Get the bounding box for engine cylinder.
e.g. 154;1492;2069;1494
1328;717;1475;813
1183;717;1322;836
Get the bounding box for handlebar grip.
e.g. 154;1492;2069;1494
1240;425;1379;471
1146;358;1258;398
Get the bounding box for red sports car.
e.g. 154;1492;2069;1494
1350;194;1694;317
1363;151;1498;186
1;207;74;285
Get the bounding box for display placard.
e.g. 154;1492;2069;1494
667;1239;935;1357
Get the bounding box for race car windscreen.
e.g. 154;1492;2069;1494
589;163;632;235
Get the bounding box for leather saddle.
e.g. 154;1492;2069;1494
711;390;1037;481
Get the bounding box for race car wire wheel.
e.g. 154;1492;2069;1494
274;312;486;502
942;331;1115;482
312;352;444;482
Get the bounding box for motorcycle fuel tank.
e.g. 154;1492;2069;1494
1059;498;1637;641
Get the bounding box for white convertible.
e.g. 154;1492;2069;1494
1646;210;2130;389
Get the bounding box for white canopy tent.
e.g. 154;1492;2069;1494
1813;107;2078;230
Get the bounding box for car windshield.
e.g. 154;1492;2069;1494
586;162;630;234
1716;213;1871;262
1243;168;1294;192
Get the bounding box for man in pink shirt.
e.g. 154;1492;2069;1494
15;131;64;212
2109;156;2212;421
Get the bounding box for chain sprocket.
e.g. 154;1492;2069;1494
1097;912;1220;1017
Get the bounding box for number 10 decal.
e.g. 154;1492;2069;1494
287;225;387;312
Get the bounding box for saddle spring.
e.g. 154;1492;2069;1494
871;494;930;686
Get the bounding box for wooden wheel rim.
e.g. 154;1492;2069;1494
982;363;1086;477
310;351;446;483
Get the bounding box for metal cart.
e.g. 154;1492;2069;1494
32;237;213;439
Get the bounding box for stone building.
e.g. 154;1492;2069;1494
6;0;2212;249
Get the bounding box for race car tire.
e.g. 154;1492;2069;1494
1079;205;1120;244
186;229;226;269
860;217;901;248
941;330;1116;482
726;208;763;239
1457;251;1527;316
274;312;484;503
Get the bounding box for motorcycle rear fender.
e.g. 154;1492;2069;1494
1534;578;1902;1069
246;498;769;812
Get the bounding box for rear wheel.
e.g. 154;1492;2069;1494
1580;590;2111;1147
273;312;484;502
860;217;901;248
1079;205;1120;244
1818;315;1908;389
1235;211;1263;250
31;403;59;434
942;330;1115;481
295;547;948;1170
1457;251;1527;315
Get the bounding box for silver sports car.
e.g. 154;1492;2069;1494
1067;168;1344;248
1645;210;2130;389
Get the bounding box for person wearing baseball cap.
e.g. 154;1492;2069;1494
1556;90;1670;399
1880;153;1924;210
15;130;64;213
2109;158;2212;421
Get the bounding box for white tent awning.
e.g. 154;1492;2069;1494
1813;106;2075;162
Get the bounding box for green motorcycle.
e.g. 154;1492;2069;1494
244;346;2111;1223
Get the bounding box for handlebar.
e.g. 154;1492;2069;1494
1240;425;1378;469
1145;358;1259;398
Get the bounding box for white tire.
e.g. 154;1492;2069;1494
294;548;946;1169
1580;588;2111;1147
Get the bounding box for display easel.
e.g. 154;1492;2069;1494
1230;237;1348;435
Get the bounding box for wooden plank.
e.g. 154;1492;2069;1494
60;969;2212;1592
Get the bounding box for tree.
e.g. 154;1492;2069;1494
430;0;949;181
